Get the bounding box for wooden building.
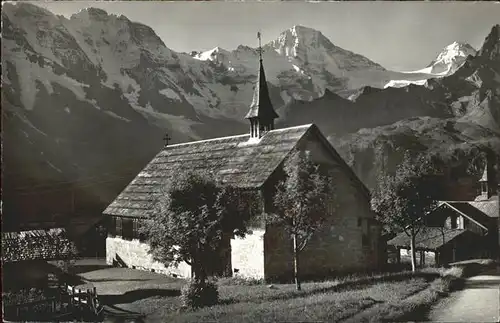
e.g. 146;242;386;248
1;228;77;291
103;46;384;282
388;162;499;266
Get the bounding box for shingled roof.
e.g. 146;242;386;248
469;198;499;218
104;124;370;218
2;228;76;263
388;228;476;251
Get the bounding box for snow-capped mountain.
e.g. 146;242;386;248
192;25;388;103
2;3;392;133
2;2;499;225
425;41;477;75
384;41;477;88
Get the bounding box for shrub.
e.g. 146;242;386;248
180;280;219;309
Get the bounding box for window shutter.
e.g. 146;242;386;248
133;220;138;239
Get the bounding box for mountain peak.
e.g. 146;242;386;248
279;25;327;43
270;25;333;59
424;40;476;75
70;7;131;24
193;46;231;61
478;24;500;60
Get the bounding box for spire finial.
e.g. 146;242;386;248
257;31;262;61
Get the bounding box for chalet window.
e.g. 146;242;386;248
116;217;123;237
451;217;457;229
132;220;147;242
108;217;116;237
122;218;134;240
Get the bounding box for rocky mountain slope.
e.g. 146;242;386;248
2;2;499;224
332;25;500;194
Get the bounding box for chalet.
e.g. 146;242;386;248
103;44;383;282
388;160;499;267
1;228;77;291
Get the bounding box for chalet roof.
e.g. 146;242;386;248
437;198;498;220
104;124;370;218
1;228;76;263
469;199;499;218
388;228;475;251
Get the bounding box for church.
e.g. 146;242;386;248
103;42;383;281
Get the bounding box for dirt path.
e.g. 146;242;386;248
427;269;500;323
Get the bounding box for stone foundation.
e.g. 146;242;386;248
106;236;191;278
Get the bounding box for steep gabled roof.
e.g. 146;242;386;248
104;125;312;218
104;124;371;218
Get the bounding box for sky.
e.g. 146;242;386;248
26;1;500;71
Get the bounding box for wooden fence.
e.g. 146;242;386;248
3;284;102;321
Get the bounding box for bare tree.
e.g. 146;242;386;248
270;149;332;290
371;152;439;272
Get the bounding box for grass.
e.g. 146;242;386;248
74;260;496;322
346;266;466;322
148;277;430;322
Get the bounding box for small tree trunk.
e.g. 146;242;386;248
410;233;417;272
293;233;301;291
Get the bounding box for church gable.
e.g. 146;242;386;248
297;125;371;201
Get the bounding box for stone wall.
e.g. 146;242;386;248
231;229;265;279
301;134;380;274
106;236;191;278
257;132;382;281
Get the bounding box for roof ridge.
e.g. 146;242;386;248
164;133;249;149
163;124;314;149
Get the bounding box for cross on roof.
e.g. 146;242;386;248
163;133;172;147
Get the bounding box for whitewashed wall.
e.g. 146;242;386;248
106;237;192;278
231;229;265;279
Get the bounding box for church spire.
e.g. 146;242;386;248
245;31;279;139
478;152;497;200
